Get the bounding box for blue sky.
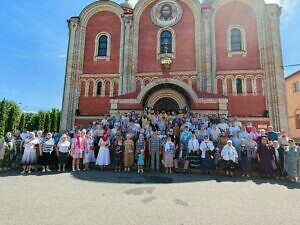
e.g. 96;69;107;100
0;0;299;112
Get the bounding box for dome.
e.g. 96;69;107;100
120;0;133;9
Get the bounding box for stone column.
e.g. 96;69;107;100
266;4;289;132
60;17;79;132
202;8;213;93
121;14;133;94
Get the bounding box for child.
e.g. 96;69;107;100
137;149;145;173
136;134;146;173
83;131;96;171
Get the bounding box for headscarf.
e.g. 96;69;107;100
102;133;108;142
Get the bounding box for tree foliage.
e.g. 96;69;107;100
0;99;60;134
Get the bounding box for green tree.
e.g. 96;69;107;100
50;109;58;132
37;111;45;131
19;113;25;130
0;99;7;137
44;112;51;133
6;104;18;133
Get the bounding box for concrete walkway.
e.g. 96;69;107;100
0;170;299;225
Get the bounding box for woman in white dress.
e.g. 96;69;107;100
21;132;39;174
96;133;110;170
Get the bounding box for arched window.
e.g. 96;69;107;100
160;31;172;54
96;82;102;96
236;78;243;94
98;35;108;57
230;28;242;51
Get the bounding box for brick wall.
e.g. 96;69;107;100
138;1;196;72
215;1;260;70
83;11;121;74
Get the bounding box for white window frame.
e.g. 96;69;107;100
227;25;247;57
156;27;176;59
293;81;300;93
94;32;111;61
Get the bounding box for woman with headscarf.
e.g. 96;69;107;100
56;134;70;172
39;132;55;173
111;135;123;172
200;135;215;174
21;132;38;174
257;137;274;178
123;133;134;172
285;139;300;183
83;131;96;171
221;140;238;177
70;130;84;172
96;132;110;170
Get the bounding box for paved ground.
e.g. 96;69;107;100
0;170;299;225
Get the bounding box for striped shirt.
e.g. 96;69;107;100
149;137;161;152
41;138;55;153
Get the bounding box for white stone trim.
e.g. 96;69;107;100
94;32;111;61
145;88;187;109
227;25;247;57
156;27;176;59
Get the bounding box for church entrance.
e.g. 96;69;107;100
153;98;179;113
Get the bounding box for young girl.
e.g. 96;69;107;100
112;136;123;172
137;149;145;173
124;134;134;172
164;136;175;174
70;130;83;172
21;132;38;174
136;134;146;173
96;133;110;170
83;131;96;171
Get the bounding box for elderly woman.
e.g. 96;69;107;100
200;135;215;174
240;138;254;177
221;140;238;177
21;132;39;174
39;132;55;173
285;139;300;183
0;132;16;171
83;131;96;171
123;133;134;172
257;137;274;178
174;142;189;173
164;136;175;174
56;134;70;172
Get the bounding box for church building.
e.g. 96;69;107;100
60;0;288;132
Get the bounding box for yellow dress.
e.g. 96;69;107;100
124;140;134;167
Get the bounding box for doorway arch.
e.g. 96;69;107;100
153;98;180;113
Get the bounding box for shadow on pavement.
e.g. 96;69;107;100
1;169;299;190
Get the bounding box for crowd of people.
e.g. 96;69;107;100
0;109;300;183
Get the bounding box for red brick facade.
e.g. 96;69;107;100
61;0;287;131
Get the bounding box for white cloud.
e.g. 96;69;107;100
57;54;66;58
